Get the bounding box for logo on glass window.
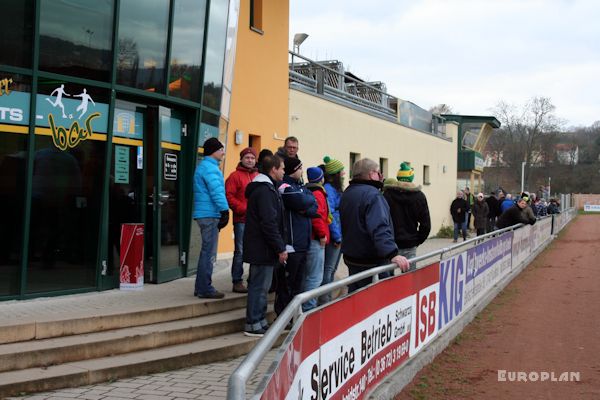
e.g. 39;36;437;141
0;78;13;96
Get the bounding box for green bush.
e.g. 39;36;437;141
436;224;454;238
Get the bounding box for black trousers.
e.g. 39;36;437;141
274;251;306;316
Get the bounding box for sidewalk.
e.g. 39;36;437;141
3;237;458;400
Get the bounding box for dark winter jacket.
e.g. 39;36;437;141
340;179;398;268
242;174;286;265
278;175;318;252
450;198;468;224
496;204;536;229
472;200;490;230
485;196;500;219
383;181;431;249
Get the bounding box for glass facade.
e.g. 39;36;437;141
0;0;234;300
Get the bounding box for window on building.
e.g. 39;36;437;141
349;152;360;178
169;0;208;101
0;0;33;68
117;0;170;92
249;134;260;150
250;0;263;32
202;0;229;110
423;165;430;185
39;0;114;81
379;158;388;180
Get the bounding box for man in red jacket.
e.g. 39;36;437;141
225;147;259;293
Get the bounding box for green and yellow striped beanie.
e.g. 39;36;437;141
323;156;344;175
397;161;414;182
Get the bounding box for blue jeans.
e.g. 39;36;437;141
245;264;274;331
302;240;325;311
194;218;219;296
398;246;417;272
231;223;245;284
318;242;342;305
453;221;467;241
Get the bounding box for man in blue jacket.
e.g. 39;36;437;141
340;158;409;293
193;138;229;299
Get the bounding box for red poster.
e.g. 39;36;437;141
120;223;144;290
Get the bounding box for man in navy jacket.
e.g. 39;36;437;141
340;158;409;293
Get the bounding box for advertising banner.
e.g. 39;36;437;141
467;233;513;306
120;223;144;290
531;217;552;250
512;224;531;268
583;204;600;212
438;251;471;333
261;263;439;400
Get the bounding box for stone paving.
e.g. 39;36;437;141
3;237;464;399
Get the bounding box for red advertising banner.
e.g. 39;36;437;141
120;223;144;290
261;262;440;400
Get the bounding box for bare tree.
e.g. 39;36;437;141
429;103;454;115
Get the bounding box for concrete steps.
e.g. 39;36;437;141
0;295;278;398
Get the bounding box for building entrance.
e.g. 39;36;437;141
107;100;192;286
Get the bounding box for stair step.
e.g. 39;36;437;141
0;294;250;344
0;331;285;398
0;308;269;373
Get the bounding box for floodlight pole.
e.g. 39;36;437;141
521;161;526;193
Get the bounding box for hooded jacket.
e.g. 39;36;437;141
496;204;536;229
193;156;228;219
225;164;258;223
278;175;318;252
472;200;490;229
383;180;431;248
340;179;398;267
242;174;286;264
450;197;468;224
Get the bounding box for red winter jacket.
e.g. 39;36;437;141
307;183;330;244
225;164;258;223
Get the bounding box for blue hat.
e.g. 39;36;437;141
307;166;324;183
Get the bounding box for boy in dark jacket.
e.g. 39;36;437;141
243;155;287;337
450;191;468;242
274;157;318;315
383;162;431;271
497;197;536;229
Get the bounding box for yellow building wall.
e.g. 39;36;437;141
217;0;290;255
289;89;459;235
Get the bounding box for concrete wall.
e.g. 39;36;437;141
288;89;459;235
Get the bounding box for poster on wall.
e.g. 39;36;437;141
114;145;130;184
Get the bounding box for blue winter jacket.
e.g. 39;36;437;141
500;198;515;214
324;182;342;243
340;179;398;267
278;175;318;252
193;157;229;218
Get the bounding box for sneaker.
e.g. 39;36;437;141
232;282;248;293
244;327;267;337
452;239;458;243
198;291;225;299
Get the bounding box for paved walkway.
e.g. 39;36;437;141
4;237;460;400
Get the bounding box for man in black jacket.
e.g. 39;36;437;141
340;158;409;293
243;155;288;337
485;191;500;232
497;197;537;229
383;162;431;271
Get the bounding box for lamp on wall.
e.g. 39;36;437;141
293;33;309;54
234;129;244;145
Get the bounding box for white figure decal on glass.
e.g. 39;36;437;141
73;88;96;119
45;84;70;118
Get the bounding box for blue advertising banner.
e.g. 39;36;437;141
438;251;471;333
0;90;30;126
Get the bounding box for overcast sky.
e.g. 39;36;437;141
289;0;599;128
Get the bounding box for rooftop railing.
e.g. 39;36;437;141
289;51;447;138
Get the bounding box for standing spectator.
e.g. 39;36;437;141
547;198;560;214
318;156;345;305
450;191;468;242
243;155;287;337
276;136;299;160
463;187;475;230
193;138;229;299
275;157;317;315
304;166;330;311
497;196;537;228
500;193;514;214
256;149;273;173
225;147;259;293
485;191;500;232
533;196;548;217
383;161;431;271
472;192;490;236
340;158;409;293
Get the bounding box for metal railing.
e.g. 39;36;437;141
288;51;448;137
227;222;530;400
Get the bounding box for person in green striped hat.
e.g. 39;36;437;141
318;156;345;305
383;161;431;271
